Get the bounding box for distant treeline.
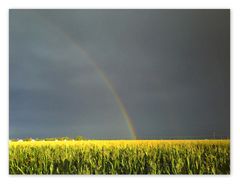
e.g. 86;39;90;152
9;136;230;141
10;136;86;141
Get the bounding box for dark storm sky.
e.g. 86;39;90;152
9;9;230;139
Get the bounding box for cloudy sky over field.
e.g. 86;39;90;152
9;10;230;139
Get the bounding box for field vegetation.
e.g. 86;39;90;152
9;140;230;174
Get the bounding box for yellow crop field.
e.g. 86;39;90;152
9;140;230;175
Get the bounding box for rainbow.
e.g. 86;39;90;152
73;48;137;140
39;15;137;139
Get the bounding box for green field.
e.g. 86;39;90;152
9;140;230;175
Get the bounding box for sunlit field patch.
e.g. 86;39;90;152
9;140;230;175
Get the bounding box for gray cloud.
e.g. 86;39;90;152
9;9;230;139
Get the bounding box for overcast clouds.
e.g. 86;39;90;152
9;10;230;139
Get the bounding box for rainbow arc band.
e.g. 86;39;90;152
76;49;137;140
39;14;137;139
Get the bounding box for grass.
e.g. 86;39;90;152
9;140;230;175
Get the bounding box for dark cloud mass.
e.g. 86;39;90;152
9;10;230;139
